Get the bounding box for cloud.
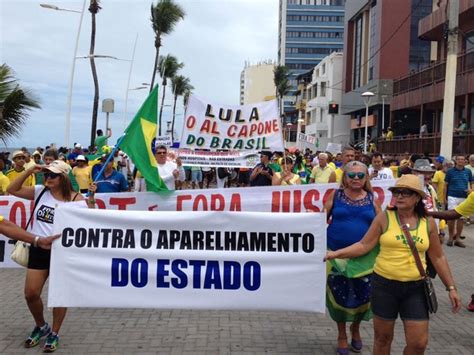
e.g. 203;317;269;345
1;0;278;148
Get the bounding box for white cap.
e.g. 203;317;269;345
74;143;82;149
76;155;86;161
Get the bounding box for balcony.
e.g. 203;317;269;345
377;131;474;155
418;0;474;40
391;50;474;110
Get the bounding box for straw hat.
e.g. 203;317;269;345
43;160;71;175
389;174;426;198
12;150;26;159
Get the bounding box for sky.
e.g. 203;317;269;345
1;0;278;149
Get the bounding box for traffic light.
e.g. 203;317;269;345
328;103;339;114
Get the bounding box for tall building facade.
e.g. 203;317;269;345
341;0;433;144
278;0;345;125
305;52;351;149
380;0;474;155
239;61;276;105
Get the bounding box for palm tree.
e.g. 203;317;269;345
158;54;183;135
149;0;185;93
88;0;102;148
0;64;40;141
171;75;193;141
273;65;291;117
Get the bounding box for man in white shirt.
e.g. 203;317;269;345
155;145;184;191
368;152;394;181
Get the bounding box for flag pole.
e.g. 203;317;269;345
92;133;127;183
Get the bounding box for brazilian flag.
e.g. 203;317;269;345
119;85;169;192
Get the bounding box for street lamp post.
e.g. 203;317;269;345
286;122;292;148
123;34;139;130
361;91;375;154
41;1;86;148
381;94;387;132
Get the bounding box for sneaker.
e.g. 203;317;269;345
25;323;51;348
43;332;59;353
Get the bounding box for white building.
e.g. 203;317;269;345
304;52;350;150
240;61;276;105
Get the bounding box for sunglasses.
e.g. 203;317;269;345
14;156;25;160
391;189;416;197
156;151;167;155
44;172;60;179
347;172;366;179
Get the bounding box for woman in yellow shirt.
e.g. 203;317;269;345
272;156;301;186
72;155;92;193
326;175;461;355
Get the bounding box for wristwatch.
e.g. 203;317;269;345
446;285;457;292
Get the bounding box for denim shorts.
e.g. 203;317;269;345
371;273;429;321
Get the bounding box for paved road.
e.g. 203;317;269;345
1;226;473;355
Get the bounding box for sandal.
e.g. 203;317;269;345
351;339;363;353
336;348;349;355
454;240;466;248
447;240;453;246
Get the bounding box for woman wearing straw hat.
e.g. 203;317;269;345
7;160;95;353
326;174;461;355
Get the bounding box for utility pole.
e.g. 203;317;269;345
439;0;459;158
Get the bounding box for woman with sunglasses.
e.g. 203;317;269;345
7;160;95;353
272;156;301;186
323;161;381;355
326;174;461;355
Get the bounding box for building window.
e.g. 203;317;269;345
322;64;326;75
353;15;363;89
368;3;377;81
466;31;474;52
320;82;326;97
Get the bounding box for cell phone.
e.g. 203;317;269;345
373;170;378;174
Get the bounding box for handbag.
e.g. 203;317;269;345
11;188;48;267
401;223;438;313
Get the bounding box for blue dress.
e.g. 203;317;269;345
326;189;376;323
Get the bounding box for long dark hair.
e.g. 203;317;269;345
57;173;75;201
388;198;427;218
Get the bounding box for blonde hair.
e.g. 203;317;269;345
340;161;373;192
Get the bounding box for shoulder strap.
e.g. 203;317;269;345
25;187;48;230
400;223;427;279
72;192;80;201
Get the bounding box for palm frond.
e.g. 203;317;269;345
150;0;185;36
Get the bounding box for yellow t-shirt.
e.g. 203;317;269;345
386;131;394;140
310;165;333;183
274;172;300;185
72;166;92;190
455;192;474;217
389;166;399;178
0;172;10;195
5;168;35;187
374;210;430;282
335;167;344;183
432;170;446;203
0;215;3;222
328;162;336;171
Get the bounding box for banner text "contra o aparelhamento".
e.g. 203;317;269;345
61;228;316;253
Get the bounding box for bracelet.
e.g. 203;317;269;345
446;286;457;292
33;236;40;248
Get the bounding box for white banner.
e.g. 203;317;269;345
49;208;327;312
177;150;259;168
297;133;316;145
0;180;394;268
180;95;284;152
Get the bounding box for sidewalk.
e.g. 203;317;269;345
1;227;473;354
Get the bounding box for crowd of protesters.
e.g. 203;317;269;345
1;135;474;354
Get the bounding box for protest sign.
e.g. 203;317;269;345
49;208;326;312
155;135;172;147
0;181;394;268
178;150;259;168
180;95;284;151
326;143;342;154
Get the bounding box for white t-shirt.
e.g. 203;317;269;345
368;167;394;181
158;161;185;190
29;186;88;238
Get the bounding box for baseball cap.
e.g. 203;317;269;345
74;143;82;149
76;155;87;162
12;150;26;159
435;155;445;163
44;160;71;175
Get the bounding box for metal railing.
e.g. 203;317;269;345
393;50;474;96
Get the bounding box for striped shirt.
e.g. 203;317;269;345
445;167;473;198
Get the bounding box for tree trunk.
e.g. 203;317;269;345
149;36;161;93
158;82;167;136
149;46;160;93
89;10;100;149
171;94;177;141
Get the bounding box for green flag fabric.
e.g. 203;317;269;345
119;85;169;192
